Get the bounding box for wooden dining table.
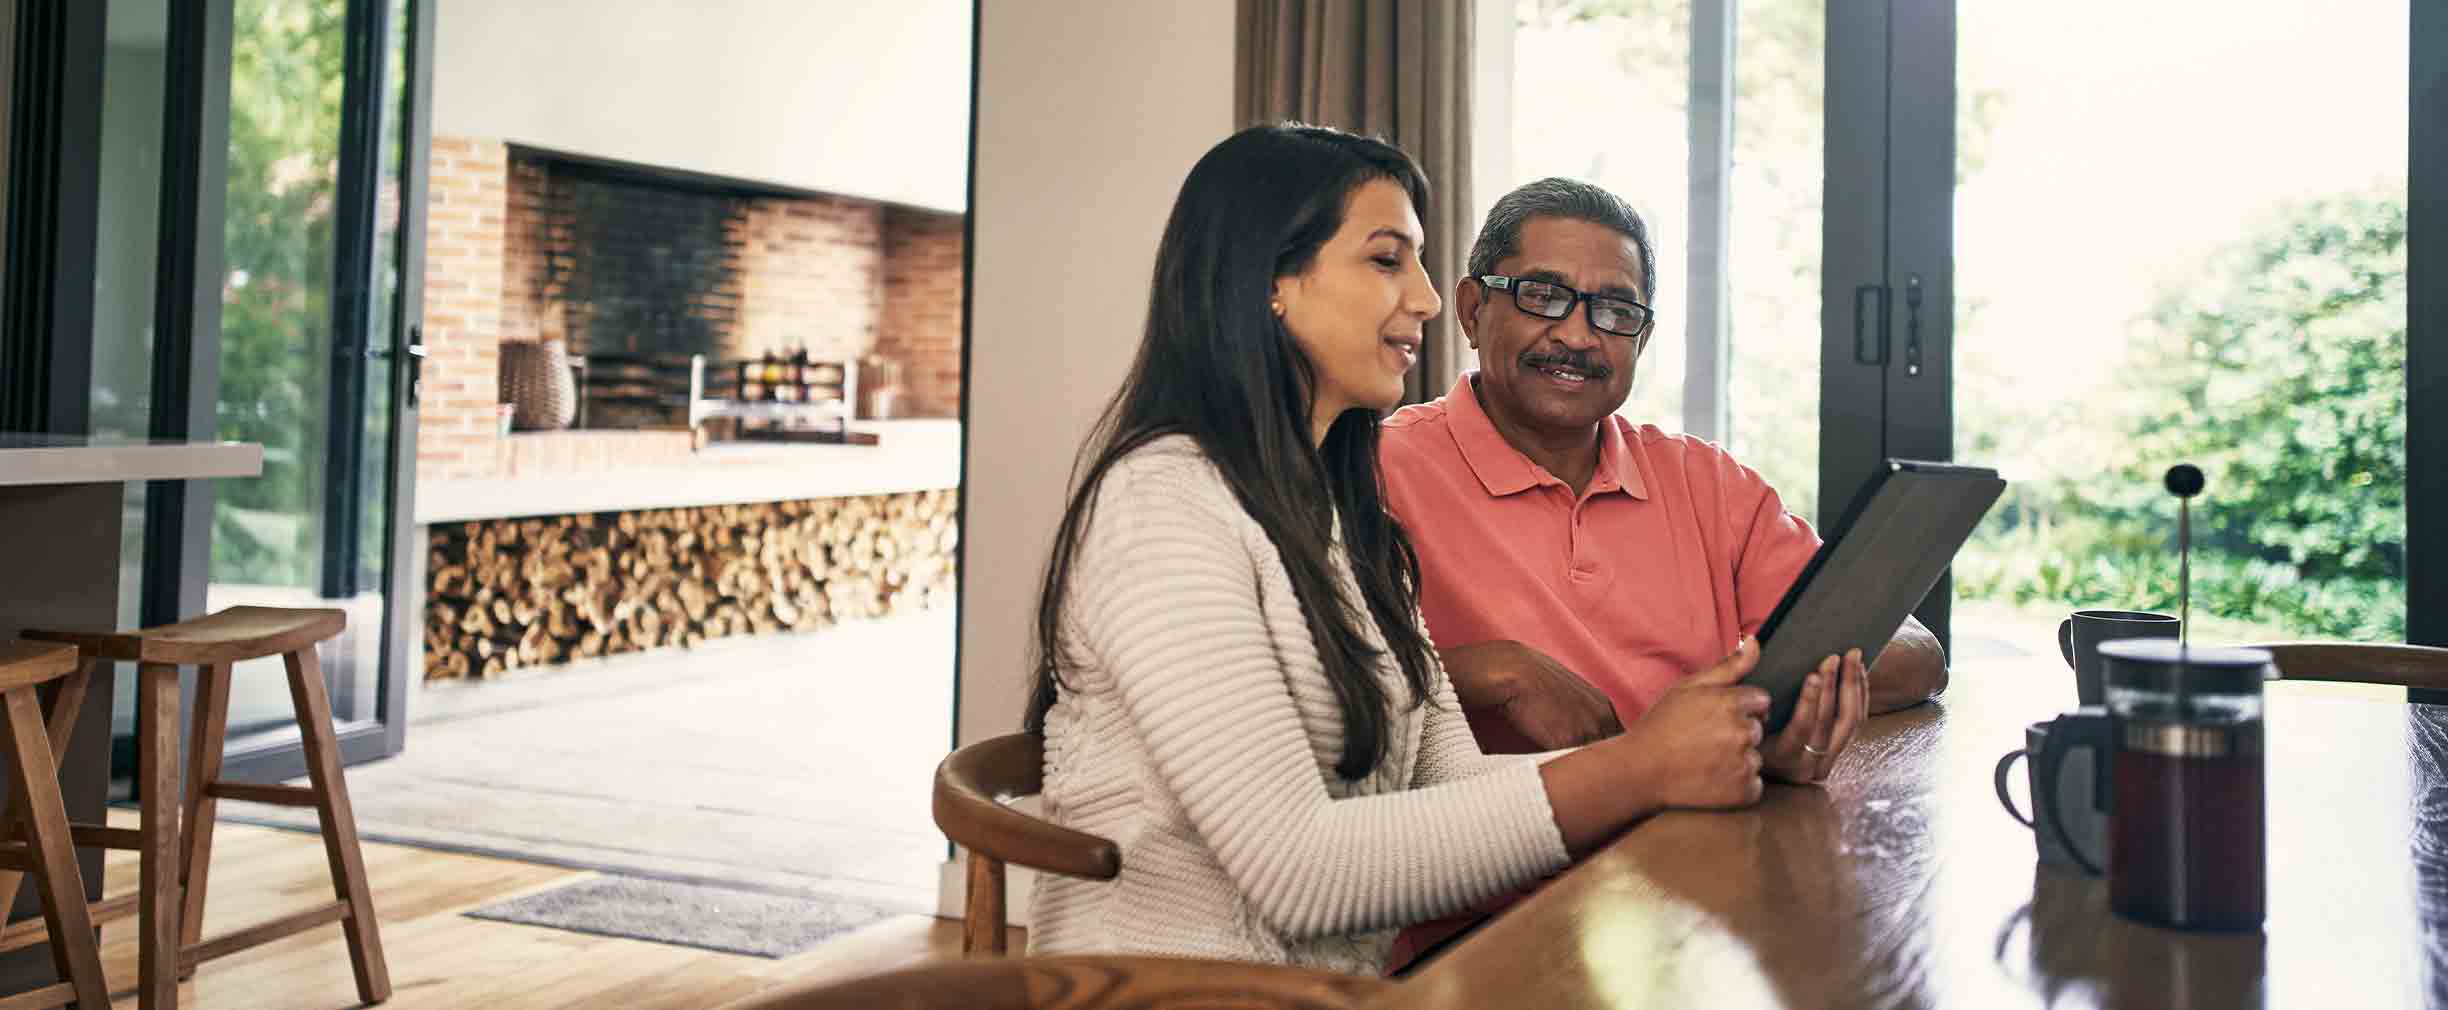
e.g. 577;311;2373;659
1380;654;2447;1009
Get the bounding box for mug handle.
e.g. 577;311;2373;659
1993;749;2034;828
2036;710;2111;877
2058;617;2075;669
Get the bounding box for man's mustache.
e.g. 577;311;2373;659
1520;349;1613;379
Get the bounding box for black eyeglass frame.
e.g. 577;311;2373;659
1474;274;1655;338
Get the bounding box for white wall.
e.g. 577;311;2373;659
432;0;971;212
957;3;1236;751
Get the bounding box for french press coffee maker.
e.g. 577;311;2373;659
2028;463;2274;931
2034;639;2274;930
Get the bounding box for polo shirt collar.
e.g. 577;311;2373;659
1444;371;1648;500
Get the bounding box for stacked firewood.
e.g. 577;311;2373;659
423;490;958;681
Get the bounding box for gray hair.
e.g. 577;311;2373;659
1465;178;1656;302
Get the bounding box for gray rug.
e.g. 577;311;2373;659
467;875;896;958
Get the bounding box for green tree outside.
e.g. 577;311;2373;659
1956;190;2408;641
215;0;346;587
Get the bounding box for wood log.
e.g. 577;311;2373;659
424;488;962;680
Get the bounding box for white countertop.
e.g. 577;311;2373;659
0;433;265;487
415;419;963;523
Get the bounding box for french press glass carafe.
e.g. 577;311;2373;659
2039;639;2273;931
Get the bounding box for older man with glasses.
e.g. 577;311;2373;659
1378;178;1950;971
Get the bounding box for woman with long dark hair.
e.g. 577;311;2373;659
1023;124;1772;973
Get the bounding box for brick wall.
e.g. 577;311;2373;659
734;195;882;362
876;208;965;417
418;138;509;483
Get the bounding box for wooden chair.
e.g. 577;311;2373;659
933;733;1119;956
713;954;1389;1010
0;642;110;1009
2247;641;2448;695
24;607;388;1009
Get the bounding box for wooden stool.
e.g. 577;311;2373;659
0;642;109;1009
25;607;389;1009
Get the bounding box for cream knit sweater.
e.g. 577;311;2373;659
1026;436;1572;975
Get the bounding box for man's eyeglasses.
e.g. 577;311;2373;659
1475;275;1653;338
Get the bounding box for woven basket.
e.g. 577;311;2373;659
498;339;577;431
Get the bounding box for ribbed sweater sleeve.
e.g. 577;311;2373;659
1066;449;1571;941
1406;605;1571;786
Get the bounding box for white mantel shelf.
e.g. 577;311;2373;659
415;419;963;524
0;433;264;487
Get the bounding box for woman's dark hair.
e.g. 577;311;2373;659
1023;123;1439;781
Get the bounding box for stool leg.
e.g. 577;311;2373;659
0;688;109;1010
0;659;93;929
176;664;231;961
39;658;93;770
282;646;390;1004
136;662;183;1010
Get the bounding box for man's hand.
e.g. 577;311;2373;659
1761;648;1870;784
1441;640;1623;750
1613;637;1772;810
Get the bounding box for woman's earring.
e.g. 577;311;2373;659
1270;301;1284;317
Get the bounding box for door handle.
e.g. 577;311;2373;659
373;329;429;407
1903;274;1924;377
1854;284;1889;365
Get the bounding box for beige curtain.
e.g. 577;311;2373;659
1237;0;1475;403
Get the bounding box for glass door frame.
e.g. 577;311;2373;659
1819;0;1957;646
65;0;437;786
1821;0;2448;662
2412;2;2447;663
211;0;431;783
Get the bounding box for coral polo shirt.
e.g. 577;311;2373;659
1380;371;1824;753
1377;372;1824;971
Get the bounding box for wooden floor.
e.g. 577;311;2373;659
66;810;1004;1010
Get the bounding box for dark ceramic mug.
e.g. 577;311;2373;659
2058;610;2179;705
1995;712;2110;871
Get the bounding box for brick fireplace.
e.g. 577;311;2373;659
417;137;965;485
411;137;967;682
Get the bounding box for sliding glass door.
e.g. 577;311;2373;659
1498;0;2440;658
90;0;431;784
1940;1;2409;657
207;0;428;781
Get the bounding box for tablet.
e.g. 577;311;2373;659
1744;459;2006;733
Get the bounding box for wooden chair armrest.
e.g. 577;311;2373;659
933;734;1119;880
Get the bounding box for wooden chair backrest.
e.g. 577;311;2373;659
2246;641;2448;692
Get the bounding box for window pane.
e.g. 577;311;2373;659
1952;1;2408;648
214;0;352;737
1510;0;1688;428
1509;1;1822;518
98;0;170;746
1725;0;1823;519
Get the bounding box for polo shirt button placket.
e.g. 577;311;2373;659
1566;499;1599;583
